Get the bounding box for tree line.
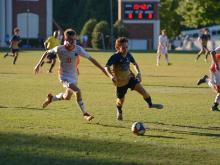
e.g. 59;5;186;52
53;0;220;48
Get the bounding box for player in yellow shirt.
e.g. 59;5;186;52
41;31;61;73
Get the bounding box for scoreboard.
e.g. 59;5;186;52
123;2;155;20
118;0;160;50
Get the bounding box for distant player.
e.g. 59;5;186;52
157;29;171;66
40;31;61;73
105;37;163;121
195;28;211;62
4;27;22;64
197;46;220;111
34;28;107;121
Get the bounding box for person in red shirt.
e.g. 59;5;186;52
197;47;220;111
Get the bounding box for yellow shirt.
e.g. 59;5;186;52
44;36;60;49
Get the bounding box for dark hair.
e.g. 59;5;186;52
14;27;20;33
64;28;76;39
115;37;128;51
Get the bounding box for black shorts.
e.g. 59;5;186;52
47;52;57;60
116;77;139;99
12;49;19;54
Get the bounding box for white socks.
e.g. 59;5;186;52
205;78;213;88
215;94;220;103
52;93;64;101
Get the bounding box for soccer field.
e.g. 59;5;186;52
0;50;220;165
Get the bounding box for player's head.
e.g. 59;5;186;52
161;29;166;35
14;27;20;34
64;28;77;49
53;31;58;38
115;37;128;55
204;28;209;34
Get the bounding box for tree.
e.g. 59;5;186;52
113;20;129;39
176;0;220;28
91;21;110;49
159;0;183;39
80;19;97;47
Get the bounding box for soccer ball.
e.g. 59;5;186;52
131;122;146;135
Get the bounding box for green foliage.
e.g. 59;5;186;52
113;20;129;39
1;50;220;164
159;0;183;39
80;19;97;47
176;0;220;28
91;21;110;49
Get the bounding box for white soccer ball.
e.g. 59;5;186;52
131;122;146;135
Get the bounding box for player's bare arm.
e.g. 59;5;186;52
104;66;116;85
34;51;48;74
133;62;142;82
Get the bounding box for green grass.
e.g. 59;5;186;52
0;50;220;165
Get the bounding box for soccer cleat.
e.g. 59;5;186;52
117;112;123;121
149;104;163;109
197;75;208;85
83;112;94;121
42;93;53;108
4;53;8;58
211;106;220;111
167;63;172;66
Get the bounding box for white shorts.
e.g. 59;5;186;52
157;47;168;55
60;77;77;88
211;71;220;86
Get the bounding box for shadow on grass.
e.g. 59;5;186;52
87;122;182;139
0;105;42;111
141;83;209;89
0;132;185;165
147;121;220;131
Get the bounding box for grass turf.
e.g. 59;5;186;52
0;50;219;165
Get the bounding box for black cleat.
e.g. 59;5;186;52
211;106;220;111
4;53;8;58
197;75;208;85
117;112;123;121
149;104;163;109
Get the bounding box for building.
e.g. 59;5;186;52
0;0;53;47
118;0;160;50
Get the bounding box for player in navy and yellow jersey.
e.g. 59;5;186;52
197;46;220;111
40;31;61;73
4;27;22;64
105;37;163;120
195;28;211;62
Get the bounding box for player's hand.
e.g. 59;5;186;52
111;77;117;86
34;64;40;74
136;73;142;82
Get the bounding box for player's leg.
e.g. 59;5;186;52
13;51;19;64
69;83;94;121
195;47;204;61
116;97;124;120
165;53;171;65
211;90;220;111
116;86;128;120
204;47;210;62
156;52;161;66
48;58;56;73
134;83;163;109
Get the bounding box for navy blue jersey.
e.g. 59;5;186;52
106;52;136;87
11;35;21;49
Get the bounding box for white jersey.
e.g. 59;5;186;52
48;45;90;83
157;35;169;54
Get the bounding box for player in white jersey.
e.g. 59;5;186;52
197;46;220;111
34;28;108;121
156;29;171;66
